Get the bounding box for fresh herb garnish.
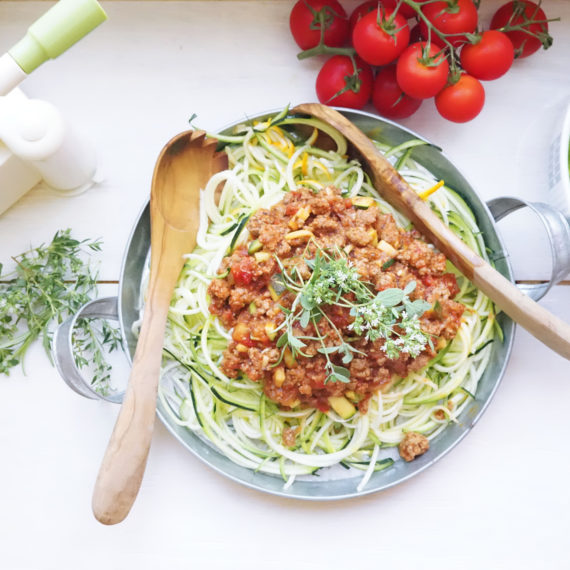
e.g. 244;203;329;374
72;318;124;396
273;244;432;384
0;229;122;395
349;282;432;360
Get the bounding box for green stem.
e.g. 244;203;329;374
297;45;356;61
297;5;356;61
402;0;459;72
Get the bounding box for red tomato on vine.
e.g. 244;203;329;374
420;0;478;47
460;30;515;80
396;42;450;99
372;65;422;119
490;0;550;58
315;55;373;109
435;73;485;122
352;8;410;66
290;0;349;50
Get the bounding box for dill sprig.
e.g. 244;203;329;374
274;244;432;384
0;229;122;394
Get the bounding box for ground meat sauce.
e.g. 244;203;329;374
399;431;430;462
208;187;464;414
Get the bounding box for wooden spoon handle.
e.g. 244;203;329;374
92;218;185;525
292;103;570;360
473;263;570;357
91;298;169;525
90;130;227;525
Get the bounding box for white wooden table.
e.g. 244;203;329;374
1;1;569;569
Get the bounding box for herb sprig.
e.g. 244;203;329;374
0;229;122;394
349;281;433;360
274;244;432;384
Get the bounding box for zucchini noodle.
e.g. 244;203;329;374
157;110;497;490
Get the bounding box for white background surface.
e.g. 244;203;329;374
0;1;569;569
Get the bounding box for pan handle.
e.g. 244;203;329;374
487;197;570;301
52;296;124;403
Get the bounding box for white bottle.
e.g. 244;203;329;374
0;89;42;214
0;88;98;214
0;0;106;214
0;141;42;215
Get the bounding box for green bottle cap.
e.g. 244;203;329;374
8;0;107;74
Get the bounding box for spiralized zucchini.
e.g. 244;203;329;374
157;110;497;491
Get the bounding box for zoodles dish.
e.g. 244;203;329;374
158;108;499;491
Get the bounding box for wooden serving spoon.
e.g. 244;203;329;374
92;131;227;525
292;102;570;360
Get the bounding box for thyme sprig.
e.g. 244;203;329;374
72;318;124;396
0;229;122;394
273;244;432;384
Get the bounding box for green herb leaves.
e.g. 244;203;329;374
274;246;432;384
0;229;121;394
349;281;432;359
302;252;364;307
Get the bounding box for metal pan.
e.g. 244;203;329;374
53;108;570;500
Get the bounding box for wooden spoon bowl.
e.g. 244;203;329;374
92;130;227;525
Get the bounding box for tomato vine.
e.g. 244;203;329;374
289;0;560;122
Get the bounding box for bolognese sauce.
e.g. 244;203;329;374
208;186;464;414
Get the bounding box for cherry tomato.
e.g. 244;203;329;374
396;42;450;99
290;0;349;50
371;64;422;119
420;0;478;47
490;0;549;58
231;255;256;286
316;55;373;109
352;8;410;66
435;73;485;122
460;30;514;80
